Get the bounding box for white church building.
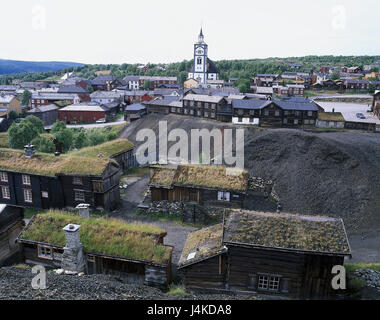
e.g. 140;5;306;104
188;29;220;85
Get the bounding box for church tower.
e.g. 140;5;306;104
188;29;219;85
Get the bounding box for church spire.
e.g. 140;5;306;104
198;27;204;43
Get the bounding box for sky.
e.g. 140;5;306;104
0;0;379;65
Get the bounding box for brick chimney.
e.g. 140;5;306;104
76;204;90;219
61;224;86;273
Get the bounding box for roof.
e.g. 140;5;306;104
149;166;177;187
59;103;107;112
90;91;123;99
178;223;224;268
223;210;351;256
318;112;345;122
58;85;88;94
232;99;271;110
69;139;134;158
0;95;16;104
183;94;225;104
31;93;79;100
274;100;319;111
173;165;248;192
123;75;140;82
19;212;172;265
27;104;59;113
126;103;146;111
139;76;177;81
255;87;274;94
0;148;115;177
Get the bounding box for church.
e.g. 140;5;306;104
188;29;220;85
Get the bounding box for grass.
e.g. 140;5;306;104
224;210;351;254
69;139;133;158
0;148;113;176
122;166;149;178
0;133;9;148
24;208;42;219
345;263;380;272
149;166;177;187
135;210;204;228
174;165;248;192
318;112;345;122
20;211;172;264
167;285;188;296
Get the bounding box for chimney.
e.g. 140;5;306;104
61;224;86;274
76;203;90;219
24;144;35;158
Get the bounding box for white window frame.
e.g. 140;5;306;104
23;189;33;203
22;175;31;186
217;191;231;202
73;177;83;185
41;191;49;198
1;186;10;199
258;274;281;292
0;172;8;182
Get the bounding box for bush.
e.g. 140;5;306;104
167;285;187;296
54;128;73;152
51;120;67;134
8;121;40;149
31;136;55;153
73;131;89;149
87;130;106;146
24;115;45;134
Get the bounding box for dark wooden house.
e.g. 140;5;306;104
17;212;173;288
27;104;59;126
149;165;248;209
179;210;351;299
0;205;24;267
182;94;232;122
0;148;121;211
373;91;380;118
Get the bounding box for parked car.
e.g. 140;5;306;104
96;118;106;123
356;113;366;119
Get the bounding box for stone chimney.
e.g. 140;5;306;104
24;144;35;159
61;224;86;274
76;203;90;219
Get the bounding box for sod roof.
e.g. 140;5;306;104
69;139;134;158
318;112;345;122
173;165;248;192
149;166;177;187
19;212;172;265
223;210;351;255
0;148;113;177
178;223;224;268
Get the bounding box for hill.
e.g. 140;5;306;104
0;59;83;76
120;114;380;233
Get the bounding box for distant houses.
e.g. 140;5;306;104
0;94;22;115
27;104;60;126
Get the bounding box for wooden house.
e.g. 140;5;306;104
30;93;81;109
26;104;59;126
0;205;24;267
17;212;173;288
58;103;112;123
0;94;22;115
178;210;351;299
125;103;147;121
149;165;248;209
316;112;345;129
69;138;135;173
182;94;231;122
0;148;121;211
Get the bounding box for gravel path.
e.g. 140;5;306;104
0;266;259;300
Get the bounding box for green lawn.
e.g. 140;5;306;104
345;263;380;272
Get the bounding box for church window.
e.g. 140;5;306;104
197;57;202;65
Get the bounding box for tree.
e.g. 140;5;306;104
21;90;32;106
54;128;73;152
73;131;89;149
31;136;55;153
369;84;375;94
24;115;45;133
143;80;151;90
8;121;40;149
86;85;94;93
87;130;106;146
51;120;67;133
331;72;340;81
8;111;18;120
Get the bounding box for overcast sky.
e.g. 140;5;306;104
1;0;379;64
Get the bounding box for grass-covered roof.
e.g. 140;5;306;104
149;166;177;187
178;223;224;268
318;112;345;122
173;165;248;192
69;139;134;158
224;210;351;255
0;148;113;176
19;211;172;265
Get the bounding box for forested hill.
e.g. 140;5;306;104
0;59;83;76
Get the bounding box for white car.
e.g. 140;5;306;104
96;118;106;123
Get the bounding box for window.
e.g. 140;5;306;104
275;110;280;116
23;189;33;203
73;177;83;185
308;111;313;117
197;57;202;65
41;191;49;198
258;275;280;292
264;110;269;116
22;175;31;186
87;254;96;262
0;172;8;182
75;190;85;201
38;245;53;260
1;186;10;199
217;191;230;202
